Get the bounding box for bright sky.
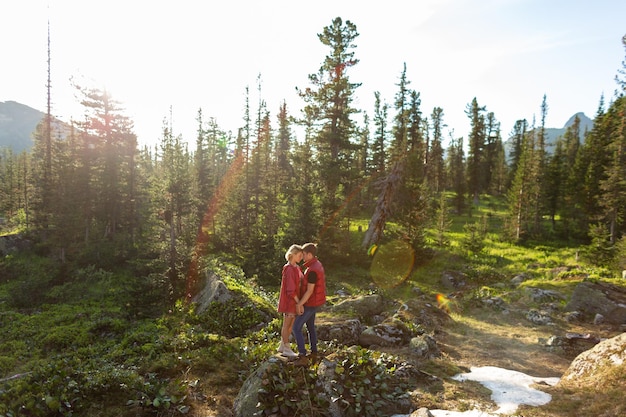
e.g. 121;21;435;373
1;0;624;148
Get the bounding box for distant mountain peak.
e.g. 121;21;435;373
0;101;45;152
563;112;592;129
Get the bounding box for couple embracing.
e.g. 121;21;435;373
277;243;326;366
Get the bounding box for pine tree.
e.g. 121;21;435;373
427;107;446;193
299;17;361;252
446;134;466;214
156;117;193;296
507;119;527;187
598;96;626;243
371;91;388;176
465;98;487;205
552;115;583;239
532;95;549;235
507;125;539;241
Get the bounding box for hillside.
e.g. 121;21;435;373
1;207;625;416
0;101;44;152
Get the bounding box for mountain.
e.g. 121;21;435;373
544;112;594;149
504;112;594;158
0;101;46;153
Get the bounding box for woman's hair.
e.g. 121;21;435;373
285;244;303;262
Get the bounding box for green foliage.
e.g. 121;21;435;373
255;347;413;417
0;254;60;308
583;223;616;268
460;217;487;256
255;362;329;417
329;348;412;417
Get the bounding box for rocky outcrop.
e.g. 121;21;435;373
329;293;384;318
359;318;412;347
560;331;626;384
0;233;32;256
190;270;232;313
232;357;277;417
316;318;364;346
565;281;626;324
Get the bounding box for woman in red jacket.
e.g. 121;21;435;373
277;244;304;357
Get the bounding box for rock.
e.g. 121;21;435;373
410;408;435;417
510;273;528;286
482;296;506;310
594;313;605;325
525;287;566;303
191;270;232;314
565;281;626;324
526;309;553;325
316;318;364;346
359;318;412;347
396;298;451;333
232;357;278;417
0;233;32;256
409;334;441;359
564;311;583;323
330;294;384;318
441;270;466;289
544;333;602;355
561;332;626;384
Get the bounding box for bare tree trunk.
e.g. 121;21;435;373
362;160;404;249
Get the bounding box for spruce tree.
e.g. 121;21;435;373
299;17;361;253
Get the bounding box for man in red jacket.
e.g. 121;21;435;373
292;242;326;366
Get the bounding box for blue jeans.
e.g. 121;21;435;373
292;305;318;356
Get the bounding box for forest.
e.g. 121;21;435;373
0;17;625;416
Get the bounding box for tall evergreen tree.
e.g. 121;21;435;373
299;17;361;252
371;91;388;176
427;107;446;193
532;95;549;235
507;119;527;187
465;98;486;205
598;96;626;243
446;134;466;214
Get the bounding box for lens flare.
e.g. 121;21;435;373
436;293;457;313
369;240;414;288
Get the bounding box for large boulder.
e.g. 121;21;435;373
316;318;364;346
564;281;626;324
191;270;232;313
560;332;626;384
359;318;412;347
329;294;385;318
233;357;279;417
396;298;452;333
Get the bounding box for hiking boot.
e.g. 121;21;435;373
307;352;320;363
292;355;309;367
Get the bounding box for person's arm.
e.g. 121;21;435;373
298;283;315;307
286;267;301;304
297;271;317;308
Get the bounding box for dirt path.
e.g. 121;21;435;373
438;306;577;378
